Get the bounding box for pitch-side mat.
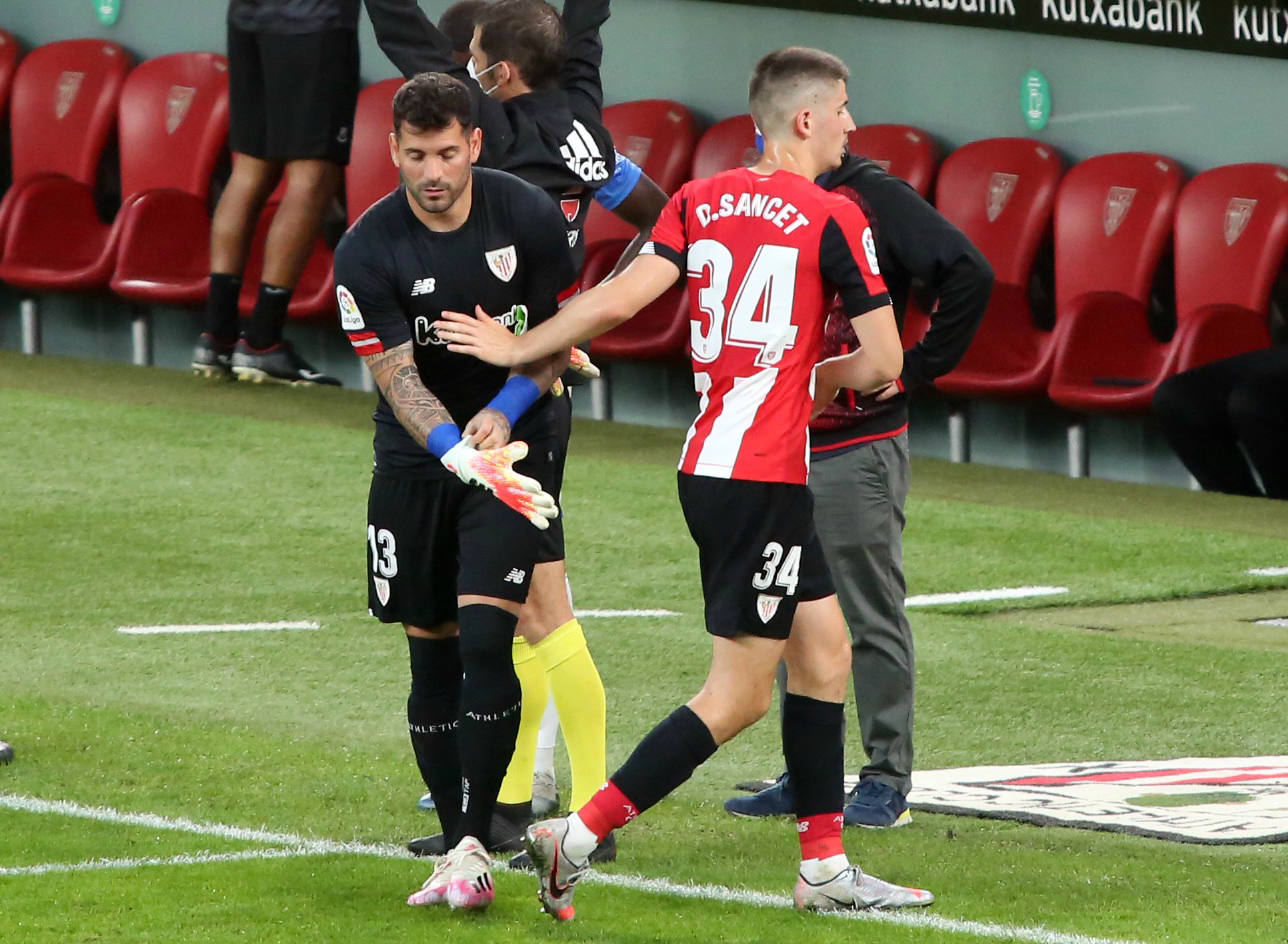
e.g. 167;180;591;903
1;792;1150;944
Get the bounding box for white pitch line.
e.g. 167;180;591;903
906;587;1069;607
1255;618;1288;628
116;621;322;635
574;608;679;618
0;793;1151;944
1248;567;1288;577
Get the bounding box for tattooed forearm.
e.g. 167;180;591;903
363;342;453;447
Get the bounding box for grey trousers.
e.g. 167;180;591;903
808;433;913;795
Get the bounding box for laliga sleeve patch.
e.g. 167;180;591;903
861;228;881;276
337;285;365;330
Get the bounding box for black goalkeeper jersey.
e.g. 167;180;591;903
333;167;576;476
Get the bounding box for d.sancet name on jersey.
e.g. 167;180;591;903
694;192;811;235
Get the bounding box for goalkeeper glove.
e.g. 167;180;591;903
569;346;601;379
440;437;559;530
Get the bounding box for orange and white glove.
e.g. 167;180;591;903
568;346;600;379
440;438;559;529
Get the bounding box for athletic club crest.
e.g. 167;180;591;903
756;594;782;624
1103;186;1137;237
986;172;1018;222
485;245;517;282
1224;198;1257;246
373;576;390;607
165;85;196;134
560;198;580;223
55;70;85;120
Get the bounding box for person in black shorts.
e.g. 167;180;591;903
332;72;574;911
195;0;440;385
370;0;666;860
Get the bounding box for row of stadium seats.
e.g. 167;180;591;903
1;36;1285;449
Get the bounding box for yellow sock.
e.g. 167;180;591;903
534;619;606;809
497;636;550;805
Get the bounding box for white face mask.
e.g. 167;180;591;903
467;57;502;96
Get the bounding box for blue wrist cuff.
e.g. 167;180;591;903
486;376;542;426
426;422;462;458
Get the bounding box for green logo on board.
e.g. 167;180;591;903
95;0;121;26
1022;70;1050;131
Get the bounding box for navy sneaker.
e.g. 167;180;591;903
231;339;341;386
844;779;911;828
724;772;795;817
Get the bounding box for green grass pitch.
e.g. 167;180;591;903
2;351;1286;943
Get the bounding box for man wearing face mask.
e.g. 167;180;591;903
366;0;626;865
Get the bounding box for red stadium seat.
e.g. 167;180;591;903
1164;164;1288;374
848;124;938;198
0;39;130;266
691;114;759;180
347;77;402;224
1046;153;1185;413
579;236;688;361
109;53;230;306
581;99;698;252
931;138;1065;398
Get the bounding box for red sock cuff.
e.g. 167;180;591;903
577;780;640;840
797;812;844;861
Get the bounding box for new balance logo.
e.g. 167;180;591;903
559;120;610;183
503;568;526;584
410;277;436;296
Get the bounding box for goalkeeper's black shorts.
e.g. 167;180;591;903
677;472;834;640
365;457;556;627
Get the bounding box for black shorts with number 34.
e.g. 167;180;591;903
677;472;834;640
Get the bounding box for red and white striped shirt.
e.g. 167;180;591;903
645;168;890;484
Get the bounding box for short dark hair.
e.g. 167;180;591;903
749;47;850;138
438;0;491;55
475;0;566;90
392;72;475;135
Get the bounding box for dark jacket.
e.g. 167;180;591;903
811;155;993;451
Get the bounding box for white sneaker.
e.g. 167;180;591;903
443;836;496;911
794;864;934;911
407;846;461;906
532;769;560;817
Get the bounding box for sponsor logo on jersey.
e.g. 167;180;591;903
862;227;881;276
56;71;85;120
165;85;195;134
503;568;526;584
560;198;581;223
485;245;518;282
756;593;782;624
373;576;390;606
1103;186;1137;236
986;172;1018;222
496;304;529;335
559;120;610;183
413;317;446;346
336;285;365;330
910;757;1288;844
410;277;436;296
1224;197;1257;246
567;229;579;248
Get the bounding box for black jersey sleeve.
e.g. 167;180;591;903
514;185;579;322
855;167;993;389
559;0;610;118
819;203;892;319
363;0;455;78
334;224;412;356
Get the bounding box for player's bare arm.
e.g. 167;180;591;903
604;174;669;281
464;350;570;449
363;341;455;447
435;254;679;367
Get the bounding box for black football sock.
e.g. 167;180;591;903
407;633;463;839
782;693;845;818
241;283;292;350
202;273;242;342
609;705;718;815
452;604;522;846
